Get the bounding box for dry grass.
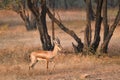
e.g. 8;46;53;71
0;10;120;80
0;53;120;80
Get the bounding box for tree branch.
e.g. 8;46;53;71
46;7;83;52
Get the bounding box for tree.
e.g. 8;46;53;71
27;0;53;50
85;0;120;54
2;0;120;54
0;0;37;31
46;7;84;53
84;0;92;54
15;0;37;30
90;0;103;54
27;0;120;54
100;0;120;53
27;0;84;52
100;0;109;53
84;0;95;20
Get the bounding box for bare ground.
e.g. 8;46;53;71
0;10;120;80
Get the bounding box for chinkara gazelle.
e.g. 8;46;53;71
29;38;63;70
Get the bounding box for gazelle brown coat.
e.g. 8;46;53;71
29;39;62;70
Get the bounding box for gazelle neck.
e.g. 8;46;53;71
52;45;59;56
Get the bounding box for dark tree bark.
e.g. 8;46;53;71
84;0;92;49
14;0;37;30
103;0;109;41
41;0;53;50
19;10;37;30
100;2;120;53
90;0;103;54
27;0;53;50
84;0;95;21
100;0;109;53
46;7;84;52
50;0;55;40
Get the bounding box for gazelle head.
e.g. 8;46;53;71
54;38;63;51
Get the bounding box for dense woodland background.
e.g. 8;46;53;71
0;0;119;9
47;0;119;9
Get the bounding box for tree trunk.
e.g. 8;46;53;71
46;7;83;52
40;0;53;50
19;11;37;31
51;0;55;40
84;0;95;21
90;0;103;54
101;0;109;53
15;0;37;31
100;3;120;53
27;0;53;50
84;0;92;50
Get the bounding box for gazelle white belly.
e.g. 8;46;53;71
37;57;47;61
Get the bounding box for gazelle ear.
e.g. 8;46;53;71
56;37;60;44
53;40;58;44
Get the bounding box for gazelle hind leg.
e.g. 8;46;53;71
51;61;56;72
29;56;37;70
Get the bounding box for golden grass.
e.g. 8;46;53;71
0;53;120;80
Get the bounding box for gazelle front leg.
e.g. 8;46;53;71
46;59;49;71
